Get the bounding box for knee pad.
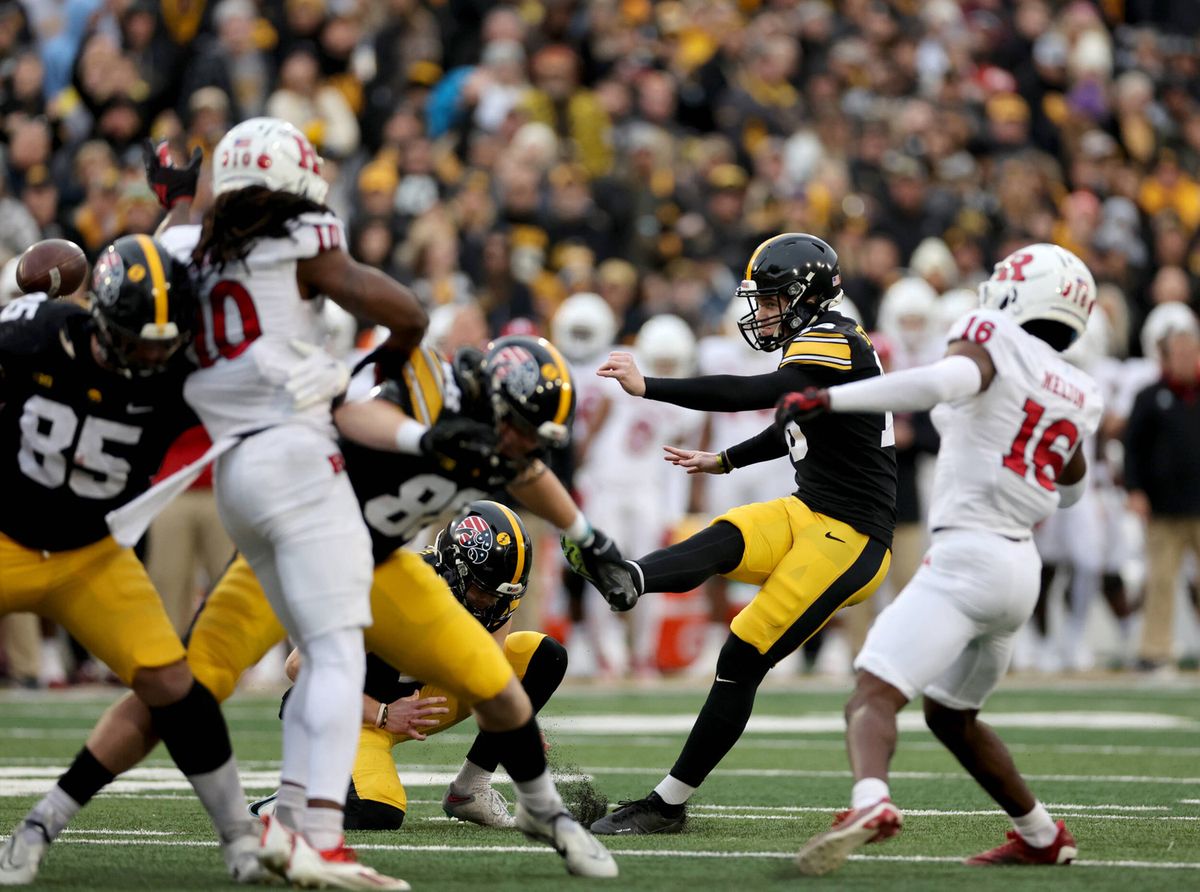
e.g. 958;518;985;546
344;781;406;831
511;634;568;714
714;634;773;687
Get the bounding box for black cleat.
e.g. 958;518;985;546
561;534;641;612
589;792;685;835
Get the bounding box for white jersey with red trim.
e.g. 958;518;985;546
159;213;348;440
928;309;1103;538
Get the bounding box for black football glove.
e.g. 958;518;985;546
452;346;487;406
774;387;831;427
143;139;203;209
561;527;641;612
420;415;499;469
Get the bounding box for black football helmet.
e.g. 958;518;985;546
435;500;533;631
90;234;194;375
736;233;844;351
482;335;576;448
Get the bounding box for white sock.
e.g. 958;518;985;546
29;785;82;840
452;759;493;795
279;674;311;828
851;777;890;810
188;757;255;842
304;806;344;852
1012;801;1057;848
297;628;365;805
275;782;307;831
514;770;564;820
654;775;695;806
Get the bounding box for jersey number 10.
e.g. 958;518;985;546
195;281;263;368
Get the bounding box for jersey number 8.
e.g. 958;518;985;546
18;396;143;499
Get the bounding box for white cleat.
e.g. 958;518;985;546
285;834;410;890
222;828;278;885
443;785;517;828
0;822;50;886
515;806;618;878
257;815;295;877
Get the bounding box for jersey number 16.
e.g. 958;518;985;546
1002;398;1078;491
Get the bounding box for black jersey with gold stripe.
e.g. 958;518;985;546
0;297;196;551
777;311;897;545
340;345;526;564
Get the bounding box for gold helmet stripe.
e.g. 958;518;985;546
133;235;169;327
492;502;526;586
744;235;776;279
540;339;574;425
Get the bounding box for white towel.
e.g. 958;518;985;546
106;435;241;547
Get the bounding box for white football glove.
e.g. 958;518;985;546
285;338;350;411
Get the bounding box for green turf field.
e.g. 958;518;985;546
1;676;1198;890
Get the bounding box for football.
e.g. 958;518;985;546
15;238;89;298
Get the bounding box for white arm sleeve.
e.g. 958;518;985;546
828;354;983;414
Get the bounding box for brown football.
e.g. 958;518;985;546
15;239;89;298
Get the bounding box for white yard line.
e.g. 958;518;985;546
3;763;1200;798
47;836;1200;870
689;803;1173;813
539;712;1200;733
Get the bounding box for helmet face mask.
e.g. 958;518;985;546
483;335;576;449
435;501;532;629
977;244;1094;350
736;233;844;352
212;117;328;204
90;235;193;376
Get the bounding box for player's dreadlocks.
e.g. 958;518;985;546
192;186;326;270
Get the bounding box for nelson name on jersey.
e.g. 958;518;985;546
1041;371;1086;409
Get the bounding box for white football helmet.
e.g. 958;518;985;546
876;277;938;354
212;117;329;203
1139;301;1200;362
1063;302;1113;370
636;314;697;377
935;288;979;334
551;292;617;363
978;244;1095;347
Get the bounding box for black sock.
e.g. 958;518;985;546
633;521;744;594
57;747;115;808
467;638;567;773
148;681;233;775
669;635;771;788
479;716;546;783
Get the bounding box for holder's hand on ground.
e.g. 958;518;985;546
663;445;727;475
597;352;646;397
143;140;203;209
385;691;450;741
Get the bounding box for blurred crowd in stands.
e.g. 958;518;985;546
2;0;1199;686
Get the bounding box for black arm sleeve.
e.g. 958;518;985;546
725;421;788;469
643;364;817;412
